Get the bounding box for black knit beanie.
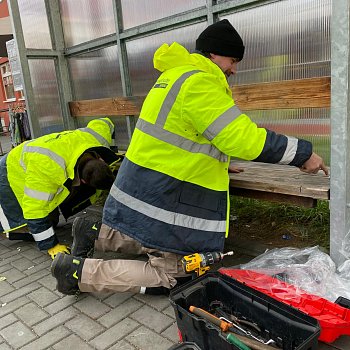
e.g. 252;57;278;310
195;19;245;61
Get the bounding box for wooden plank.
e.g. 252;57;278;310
69;76;331;117
229;161;330;201
231;76;331;111
230;187;317;207
69;95;145;117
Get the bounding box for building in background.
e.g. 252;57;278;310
0;0;24;131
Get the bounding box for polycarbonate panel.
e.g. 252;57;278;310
17;0;51;49
28;59;64;134
249;108;330;164
69;46;127;148
69;46;122;100
60;0;115;46
121;0;206;29
222;0;331;84
222;0;331;164
127;22;207;95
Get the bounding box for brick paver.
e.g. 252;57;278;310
1;213;350;349
0;219;178;350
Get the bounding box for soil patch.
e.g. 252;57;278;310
225;198;330;255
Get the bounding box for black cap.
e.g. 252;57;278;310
195;19;245;61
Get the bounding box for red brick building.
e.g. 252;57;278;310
0;0;24;130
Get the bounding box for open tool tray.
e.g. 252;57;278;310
169;272;320;350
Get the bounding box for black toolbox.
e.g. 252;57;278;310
169;272;320;350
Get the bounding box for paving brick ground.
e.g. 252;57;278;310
0;219;180;350
2;223;349;350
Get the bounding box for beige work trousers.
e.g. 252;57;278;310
79;224;187;293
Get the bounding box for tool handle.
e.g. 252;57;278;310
189;306;230;332
228;332;280;350
189;306;280;350
226;333;251;350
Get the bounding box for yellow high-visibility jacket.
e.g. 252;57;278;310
1;117;115;250
103;43;312;254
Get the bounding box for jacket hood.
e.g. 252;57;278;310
153;42;228;87
86;117;114;146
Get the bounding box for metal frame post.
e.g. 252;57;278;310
112;0;135;142
44;0;76;131
330;0;350;265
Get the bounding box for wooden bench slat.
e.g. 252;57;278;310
231;76;330;110
230;188;317;208
229;161;330;201
69;95;145;117
69;76;331;117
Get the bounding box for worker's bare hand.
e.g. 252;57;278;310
300;152;329;176
228;164;244;173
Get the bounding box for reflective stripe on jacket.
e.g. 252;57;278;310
103;43;312;255
4;117;114;250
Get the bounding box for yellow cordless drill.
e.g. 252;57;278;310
181;251;234;277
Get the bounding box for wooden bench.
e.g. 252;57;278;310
229;161;329;207
69;76;331;208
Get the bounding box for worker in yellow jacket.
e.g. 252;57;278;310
51;20;328;295
0;117;117;259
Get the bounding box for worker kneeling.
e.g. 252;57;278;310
51;20;328;295
0;117;117;259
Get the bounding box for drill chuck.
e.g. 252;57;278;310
199;252;223;267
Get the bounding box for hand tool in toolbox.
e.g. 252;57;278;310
189;306;281;350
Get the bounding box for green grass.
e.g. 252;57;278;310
229;196;330;250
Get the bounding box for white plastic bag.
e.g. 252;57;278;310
239;246;350;302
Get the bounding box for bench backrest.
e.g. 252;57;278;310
69;77;331;117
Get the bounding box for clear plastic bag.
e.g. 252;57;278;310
238;246;350;302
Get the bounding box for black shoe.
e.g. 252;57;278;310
144;286;170;296
51;252;84;295
71;217;101;257
8;231;35;242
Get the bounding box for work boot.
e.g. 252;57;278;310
71;217;101;258
8;231;34;242
51;252;84;295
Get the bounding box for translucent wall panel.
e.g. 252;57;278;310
69;46;122;100
222;0;331;163
28;59;64;134
223;0;331;84
249;109;330;164
127;22;207;95
121;0;206;29
60;0;115;46
68;46;128;148
17;0;51;49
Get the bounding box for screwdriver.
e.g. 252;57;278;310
189;306;280;350
189;306;251;350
